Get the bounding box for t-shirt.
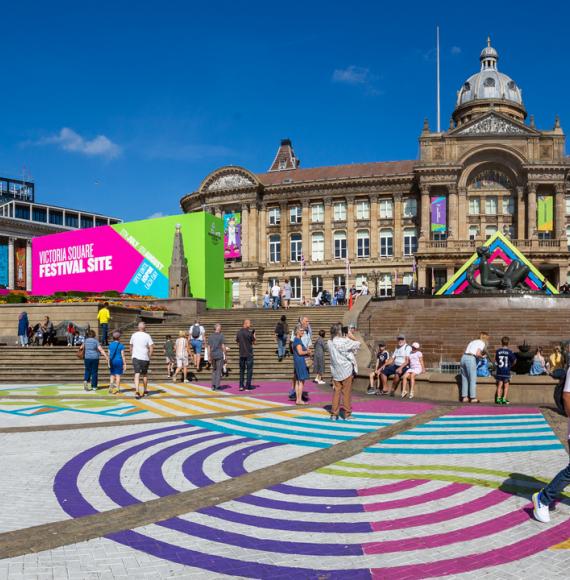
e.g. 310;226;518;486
465;339;486;356
109;342;125;364
208;333;225;360
495;347;516;377
84;337;100;360
376;351;389;366
271;285;281;297
164;340;175;358
175;337;189;358
564;368;570;438
236;328;254;358
130;331;154;361
97;308;111;324
392;344;412;366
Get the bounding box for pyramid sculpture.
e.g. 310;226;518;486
436;231;558;295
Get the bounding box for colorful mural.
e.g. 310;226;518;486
223;212;241;259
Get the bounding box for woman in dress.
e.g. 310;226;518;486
292;325;310;404
313;329;327;385
283;278;292;309
108;331;126;394
401;342;425;399
530;346;547;376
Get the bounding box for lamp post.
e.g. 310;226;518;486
369;269;382;297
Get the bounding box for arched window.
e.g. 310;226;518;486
333;231;347;259
290;234;302;262
485;225;498;240
356;229;370;258
469;225;479;241
311;232;324;262
268;235;281;263
483;77;495;87
379;228;393;257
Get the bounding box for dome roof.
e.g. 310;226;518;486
456;37;523;108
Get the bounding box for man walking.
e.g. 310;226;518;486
189;319;206;370
208;323;226;391
129;321;154;399
532;369;570;522
97;302;111;346
236;319;255;391
271;281;281;310
274;315;288;362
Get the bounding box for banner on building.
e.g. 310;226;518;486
223;212;241;259
537;195;553;232
15;246;26;289
430;196;447;233
0;242;7;288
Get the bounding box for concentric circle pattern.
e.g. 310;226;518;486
54;418;570;579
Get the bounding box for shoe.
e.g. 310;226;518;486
409;392;414;399
246;386;254;391
532;491;550;523
184;379;190;383
329;415;338;421
317;380;326;385
401;390;408;398
135;393;142;400
83;381;90;391
367;387;376;395
344;415;354;421
502;399;510;405
495;397;501;404
239;387;245;391
389;390;396;397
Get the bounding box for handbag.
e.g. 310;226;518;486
76;345;85;360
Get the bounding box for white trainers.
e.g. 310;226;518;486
532;491;550;523
83;381;90;392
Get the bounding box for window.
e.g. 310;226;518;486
232;280;240;302
311;203;324;223
95;218;107;227
0;181;7;193
333;231;347;259
333;201;347;221
32;207;47;222
334;275;346;292
485;196;498;215
311;232;324;262
403;227;417;256
485;225;498;239
468;197;480;215
566;196;570;216
379;273;393;297
15;205;30;220
269;235;281;263
311;276;323;297
356;229;370;258
65;213;79;228
268;277;279;290
432;232;447;241
468;225;479;241
268;207;281;225
356;200;370;220
379;228;393;257
502;195;515;215
379;198;393;219
290;233;302;262
289;206;302;224
402;273;413;286
290;276;301;300
538;231;552;240
49;211;63;226
355;274;368;290
402;197;417;218
81;215;94;229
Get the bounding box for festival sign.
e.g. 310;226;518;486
223;212;241;259
537;195;553;232
32;212;227;308
430;196;447;233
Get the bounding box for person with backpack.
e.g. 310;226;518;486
274;315;288;362
108;331;126;394
189;319;205;370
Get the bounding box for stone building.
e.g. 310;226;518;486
181;38;570;305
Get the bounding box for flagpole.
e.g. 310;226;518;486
436;25;441;133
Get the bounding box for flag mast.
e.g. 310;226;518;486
436;25;441;133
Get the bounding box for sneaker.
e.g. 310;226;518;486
83;381;90;392
317;380;326;385
502;398;510;405
344;415;354;421
409;392;414;399
239;387;245;391
367;387;376;395
183;379;190;383
495;397;501;404
401;390;408;398
532;491;550;523
329;415;338;421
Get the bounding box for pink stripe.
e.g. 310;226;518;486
454;280;469;294
370;488;508;530
526;277;539;290
357;479;428;497
364;508;526;554
370;516;570;579
364;483;469;512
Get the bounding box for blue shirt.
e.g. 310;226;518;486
84;337;101;360
109;342;125;364
495;348;516;376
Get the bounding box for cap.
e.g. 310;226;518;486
397;334;405;340
411;342;420;349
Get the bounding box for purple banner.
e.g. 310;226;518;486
430;196;447;233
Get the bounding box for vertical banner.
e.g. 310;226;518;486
430;196;447;233
0;241;7;287
537;195;553;232
223;212;241;259
15;246;26;289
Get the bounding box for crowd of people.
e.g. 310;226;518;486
17;312;57;347
262;282;370;309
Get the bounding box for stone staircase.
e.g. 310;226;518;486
0;307;347;384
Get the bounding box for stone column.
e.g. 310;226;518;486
555;183;565;239
559;263;569;287
393;193;402;258
26;240;32;291
248;203;258;264
516;186;525;240
417;265;427;289
527;184;537;238
448;186;458;239
324;197;332;261
280;201;289;264
419;187;430;239
302;200;310;261
8;237;14;290
370;194;379;257
258;203;267;265
240;204;249;263
346;197;355;260
457;187;468;239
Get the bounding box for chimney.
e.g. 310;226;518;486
268;138;300;172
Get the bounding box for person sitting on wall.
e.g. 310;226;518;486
513;341;534;375
41;316;55;347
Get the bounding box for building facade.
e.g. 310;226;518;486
181;39;570;305
0;178;121;291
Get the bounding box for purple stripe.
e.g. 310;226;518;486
236;493;364;513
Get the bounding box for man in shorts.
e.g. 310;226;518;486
189;319;205;370
379;335;412;396
129;321;154;399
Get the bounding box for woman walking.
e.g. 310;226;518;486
17;311;29;347
292;325;310;405
173;330;191;383
460;332;488;403
80;330;109;391
108;331;126;394
313;329;327;385
328;323;360;420
283;278;292;309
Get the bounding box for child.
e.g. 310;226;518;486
262;292;271;309
368;342;388;395
401;342;425;399
495;336;517;404
108;331;126;395
164;335;176;378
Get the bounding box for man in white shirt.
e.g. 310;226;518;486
271;282;281;310
189;320;206;370
379;334;412;395
460;332;488;403
129;321;154;399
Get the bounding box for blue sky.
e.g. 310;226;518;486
1;0;568;221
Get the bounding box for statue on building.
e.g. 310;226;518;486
168;224;190;298
466;246;531;292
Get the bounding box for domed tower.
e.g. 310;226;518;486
453;37;526;126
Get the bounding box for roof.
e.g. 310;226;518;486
257;159;416;186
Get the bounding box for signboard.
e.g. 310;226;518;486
0;242;7;287
15;246;26;289
430;196;447;233
537;195;553;232
223;212;241;259
32;212;226;308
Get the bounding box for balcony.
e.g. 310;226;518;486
417;238;568;256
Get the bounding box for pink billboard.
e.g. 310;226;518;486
223;212;241;259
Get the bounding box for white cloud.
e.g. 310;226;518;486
146;211;165;220
332;65;371;85
37;127;122;159
451;46;462;55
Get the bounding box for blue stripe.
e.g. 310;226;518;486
256;417;379;433
214;418;354;440
423;420;547;428
365;444;563;454
350;412;411;420
401;427;553;436
434;414;542;421
382;435;558;445
298;415;399;427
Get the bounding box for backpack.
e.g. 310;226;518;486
191;324;201;339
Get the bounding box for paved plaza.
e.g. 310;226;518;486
1;380;570;579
